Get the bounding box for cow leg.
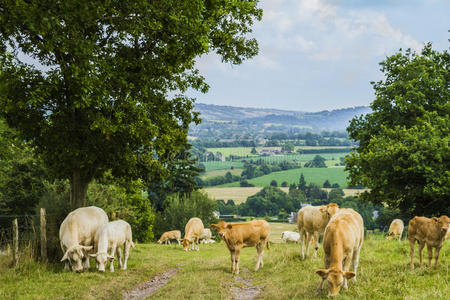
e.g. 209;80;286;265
168;240;171;245
351;247;361;282
235;248;241;275
427;245;433;268
305;232;313;259
110;244;116;272
230;250;236;274
178;239;181;246
418;242;425;268
299;230;307;260
195;237;200;251
116;246;123;269
82;256;90;271
122;243;130;270
342;252;353;290
312;232;320;258
409;239;415;269
433;246;441;269
255;243;264;271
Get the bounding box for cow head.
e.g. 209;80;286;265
211;221;231;239
316;268;355;297
432;215;450;236
182;237;195;251
61;245;93;273
89;252;114;272
157;238;163;244
320;203;339;219
385;232;394;240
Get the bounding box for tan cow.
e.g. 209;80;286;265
211;220;270;275
297;203;339;259
316;208;364;297
158;230;182;245
408;215;449;269
182;218;204;251
385;219;404;241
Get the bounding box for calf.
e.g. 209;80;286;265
385;219;404;241
408;215;449;269
316;208;364;297
59;206;108;272
281;231;300;243
297;203;339;259
158;230;182;245
211;220;270;274
90;220;135;272
182;217;204;251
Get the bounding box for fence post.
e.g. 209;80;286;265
12;218;18;267
40;208;47;262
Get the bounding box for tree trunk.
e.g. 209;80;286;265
70;171;90;208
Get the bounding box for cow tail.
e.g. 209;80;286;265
266;239;270;250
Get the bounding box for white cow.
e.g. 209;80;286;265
200;238;216;244
59;206;108;272
281;231;300;243
199;228;212;241
90;220;135;272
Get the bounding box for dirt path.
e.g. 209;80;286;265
122;267;179;300
229;268;262;300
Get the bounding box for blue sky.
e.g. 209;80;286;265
191;0;450;112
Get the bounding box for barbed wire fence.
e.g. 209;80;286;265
0;209;61;267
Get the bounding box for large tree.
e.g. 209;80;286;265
0;1;262;207
346;44;449;216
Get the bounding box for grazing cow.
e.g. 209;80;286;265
59;206;108;272
199;228;212;241
158;230;182;245
281;231;300;243
408;215;449;269
211;220;270;274
385;219;404;241
90;220;135;272
316;208;364;297
297;203;339;259
182;217;204;251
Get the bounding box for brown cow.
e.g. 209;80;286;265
408;215;449;269
316;208;364;297
385;219;404;241
211;220;270;275
182;218;204;251
158;230;182;245
297;203;339;259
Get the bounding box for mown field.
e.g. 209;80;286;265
218;168;348;188
1;228;449;299
203;187;365;204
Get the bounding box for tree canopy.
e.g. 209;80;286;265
0;0;262;207
346;44;449;216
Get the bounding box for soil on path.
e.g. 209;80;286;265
229;268;262;300
122;267;179;300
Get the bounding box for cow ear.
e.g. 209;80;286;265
108;255;115;260
61;251;69;262
82;245;93;252
432;217;438;222
89;253;97;258
227;224;233;229
211;224;218;229
319;206;327;213
316;269;329;278
344;271;356;280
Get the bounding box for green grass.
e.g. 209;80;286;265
200;168;243;179
202;161;244;172
219;167;348;188
1;233;448;299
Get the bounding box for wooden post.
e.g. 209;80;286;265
12;218;18;267
40;208;47;262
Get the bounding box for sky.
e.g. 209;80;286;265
191;0;450;112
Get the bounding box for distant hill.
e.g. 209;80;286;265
190;103;371;138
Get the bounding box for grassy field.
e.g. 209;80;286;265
219;167;348;188
202;161;244;172
1;229;449;299
206;147;350;158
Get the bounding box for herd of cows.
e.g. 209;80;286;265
58;205;449;297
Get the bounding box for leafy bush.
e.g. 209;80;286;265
153;191;218;239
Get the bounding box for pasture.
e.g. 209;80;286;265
200;168;243;179
218;167;349;188
1;229;449;299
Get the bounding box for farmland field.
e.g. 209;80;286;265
200;168;243;179
206;146;351;158
1;231;449;299
218;167;349;188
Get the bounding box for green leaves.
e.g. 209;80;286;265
346;44;449;216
